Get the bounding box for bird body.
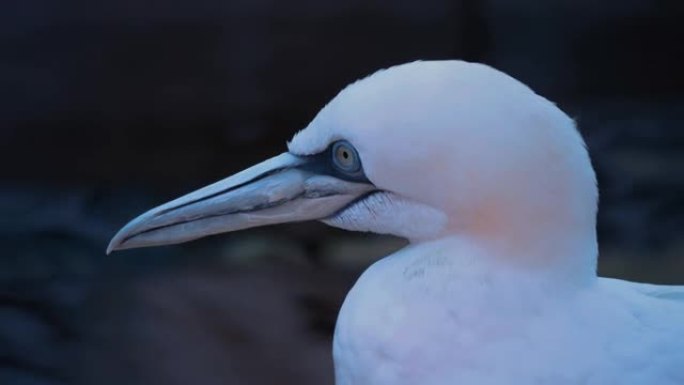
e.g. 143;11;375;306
108;60;684;384
334;237;684;384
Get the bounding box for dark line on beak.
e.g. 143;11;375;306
156;142;372;218
120;192;306;246
155;166;292;217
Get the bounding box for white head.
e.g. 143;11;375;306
109;60;598;278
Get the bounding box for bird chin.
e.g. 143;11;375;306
322;191;448;242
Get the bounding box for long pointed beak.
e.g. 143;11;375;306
107;152;375;253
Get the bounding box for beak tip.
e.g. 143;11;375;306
107;226;133;255
106;210;156;255
106;237;121;255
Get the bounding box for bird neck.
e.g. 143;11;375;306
470;228;597;286
405;231;596;300
433;167;600;285
438;202;598;286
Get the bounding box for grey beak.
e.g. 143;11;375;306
107;152;375;253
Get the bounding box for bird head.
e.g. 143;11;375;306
108;60;598;272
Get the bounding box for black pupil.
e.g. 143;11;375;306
342;151;349;159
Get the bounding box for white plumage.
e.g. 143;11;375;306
110;60;684;384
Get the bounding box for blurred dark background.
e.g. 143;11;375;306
1;1;683;384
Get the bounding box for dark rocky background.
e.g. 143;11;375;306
1;1;683;384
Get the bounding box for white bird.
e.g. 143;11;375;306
108;60;684;384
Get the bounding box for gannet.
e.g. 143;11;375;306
108;60;684;384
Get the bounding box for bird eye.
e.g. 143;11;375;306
332;141;361;173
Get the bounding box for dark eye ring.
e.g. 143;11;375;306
332;141;361;173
